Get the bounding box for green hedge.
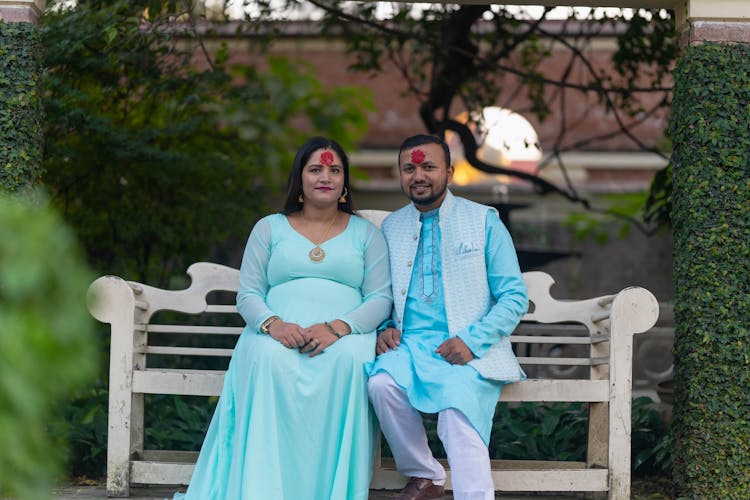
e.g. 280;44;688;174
0;21;43;192
670;42;750;499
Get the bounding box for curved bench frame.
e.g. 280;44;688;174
88;210;658;499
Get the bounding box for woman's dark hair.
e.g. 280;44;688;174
282;136;355;215
398;134;451;167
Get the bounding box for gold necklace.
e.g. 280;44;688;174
306;211;338;262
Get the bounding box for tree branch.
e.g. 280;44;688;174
442;119;590;208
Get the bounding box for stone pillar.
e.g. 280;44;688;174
670;0;750;498
0;0;43;23
0;1;45;192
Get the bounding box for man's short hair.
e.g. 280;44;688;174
398;134;451;167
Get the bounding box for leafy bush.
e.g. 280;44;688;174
144;395;217;452
58;384;109;479
631;397;671;475
489;402;588;461
0;195;97;499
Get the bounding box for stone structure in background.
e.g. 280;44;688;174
0;0;43;23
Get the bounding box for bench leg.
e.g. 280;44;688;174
106;395;131;497
106;347;136;497
587;401;608;468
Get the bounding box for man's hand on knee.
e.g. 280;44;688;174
436;337;475;365
376;327;402;355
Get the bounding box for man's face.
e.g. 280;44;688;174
398;143;454;212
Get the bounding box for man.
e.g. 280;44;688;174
368;134;528;500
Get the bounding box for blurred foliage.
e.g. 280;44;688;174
0;22;43;192
670;42;750;498
565;191;655;243
0;194;97;499
41;0;372;285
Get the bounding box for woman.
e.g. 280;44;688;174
176;137;392;499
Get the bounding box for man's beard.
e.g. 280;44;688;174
407;182;447;207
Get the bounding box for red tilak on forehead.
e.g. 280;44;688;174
411;148;426;164
320;150;335;166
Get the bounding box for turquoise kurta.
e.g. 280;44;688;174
370;210;515;444
176;213;392;500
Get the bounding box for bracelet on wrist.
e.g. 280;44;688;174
259;315;280;334
324;321;342;339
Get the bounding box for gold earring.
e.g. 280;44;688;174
298;194;304;203
338;188;348;204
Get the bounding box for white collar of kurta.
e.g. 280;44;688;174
406;188;455;222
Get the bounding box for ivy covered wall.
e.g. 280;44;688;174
670;42;750;499
0;21;43;192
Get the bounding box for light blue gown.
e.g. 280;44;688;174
176;213;392;500
370;210;524;444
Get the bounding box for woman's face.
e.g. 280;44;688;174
300;148;345;207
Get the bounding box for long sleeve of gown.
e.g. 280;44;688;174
456;211;528;357
339;223;393;334
236;216;276;333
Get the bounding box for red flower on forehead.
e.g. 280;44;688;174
411;149;426;164
320;150;335;166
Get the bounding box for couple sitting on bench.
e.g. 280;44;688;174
175;134;527;500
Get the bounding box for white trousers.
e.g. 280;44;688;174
368;372;495;500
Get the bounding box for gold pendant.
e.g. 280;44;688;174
309;246;325;262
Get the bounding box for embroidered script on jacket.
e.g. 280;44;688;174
456;241;481;255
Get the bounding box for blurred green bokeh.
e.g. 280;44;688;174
0;194;97;499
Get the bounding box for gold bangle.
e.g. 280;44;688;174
324;321;342;339
259;315;280;334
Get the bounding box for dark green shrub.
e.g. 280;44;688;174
144;395;217;452
489;402;588;461
631;397;671;475
60;385;109;479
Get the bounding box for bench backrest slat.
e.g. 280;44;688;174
145;325;244;335
140;346;235;357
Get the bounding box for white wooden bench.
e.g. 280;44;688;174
87;210;659;499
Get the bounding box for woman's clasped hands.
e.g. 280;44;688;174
266;319;345;356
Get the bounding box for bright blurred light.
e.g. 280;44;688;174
217;2;633;21
447;107;542;186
